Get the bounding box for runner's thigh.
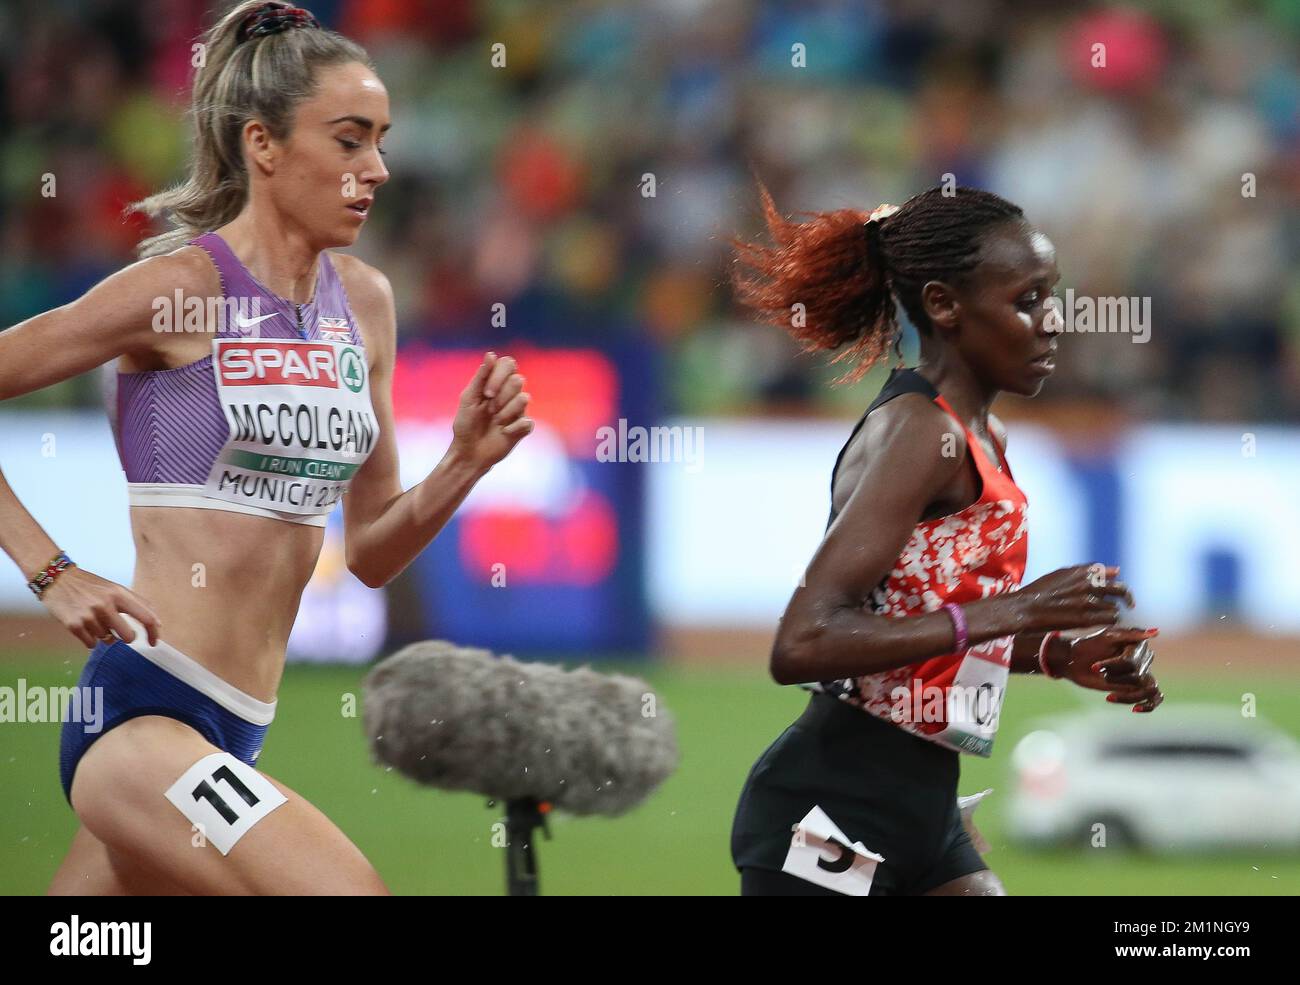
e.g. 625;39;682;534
47;825;192;896
71;715;388;895
922;870;1007;896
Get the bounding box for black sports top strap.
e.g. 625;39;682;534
825;367;939;531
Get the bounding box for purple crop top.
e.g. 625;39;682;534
106;232;380;527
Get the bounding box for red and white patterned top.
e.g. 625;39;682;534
809;373;1029;756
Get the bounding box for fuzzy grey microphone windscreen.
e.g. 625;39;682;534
362;640;679;816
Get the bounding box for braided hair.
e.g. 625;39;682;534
730;181;1025;383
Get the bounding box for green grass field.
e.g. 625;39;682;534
3;653;1299;895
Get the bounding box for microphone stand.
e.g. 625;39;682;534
501;796;551;896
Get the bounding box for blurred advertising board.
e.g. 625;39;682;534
1;404;1295;649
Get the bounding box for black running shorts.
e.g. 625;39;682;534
731;691;989;896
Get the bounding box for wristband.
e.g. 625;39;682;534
1038;630;1064;678
941;602;968;655
28;550;75;600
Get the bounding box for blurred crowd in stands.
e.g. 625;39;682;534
1;0;1298;421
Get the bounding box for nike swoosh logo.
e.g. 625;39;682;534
234;312;279;328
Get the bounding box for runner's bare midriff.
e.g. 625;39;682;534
126;504;326;702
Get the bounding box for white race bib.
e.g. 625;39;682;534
781;806;885;896
164;752;287;856
931;636;1012;757
205;339;378;516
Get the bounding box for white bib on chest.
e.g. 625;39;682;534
204;338;379;517
931;639;1011;756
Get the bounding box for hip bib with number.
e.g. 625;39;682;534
205;339;379;516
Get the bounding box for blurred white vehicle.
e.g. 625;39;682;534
1006;705;1300;852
